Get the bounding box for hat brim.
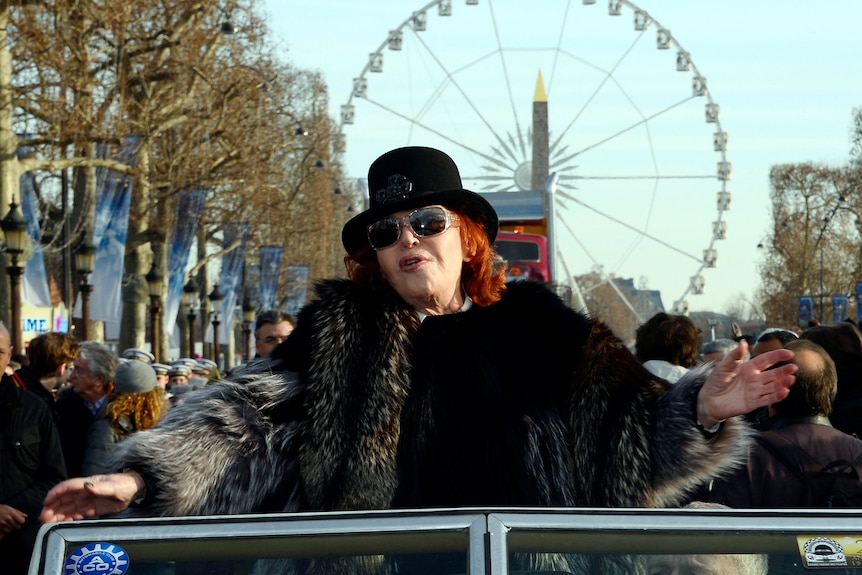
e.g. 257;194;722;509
342;188;499;254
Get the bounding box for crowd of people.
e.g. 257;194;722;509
2;146;860;575
0;311;294;574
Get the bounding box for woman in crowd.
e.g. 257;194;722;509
79;360;169;476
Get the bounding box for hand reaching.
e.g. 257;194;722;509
697;340;796;428
40;472;144;523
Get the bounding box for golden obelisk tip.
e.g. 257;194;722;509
534;70;547;103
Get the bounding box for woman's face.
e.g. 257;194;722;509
374;205;471;315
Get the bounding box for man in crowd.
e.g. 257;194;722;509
705;339;862;507
54;341;117;477
254;310;294;358
17;332;80;408
0;323;66;574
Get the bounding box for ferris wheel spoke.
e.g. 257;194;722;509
362;96;511;167
555;95;696;165
555;191;702;263
408;27;524;164
551;29;647;148
486;1;528;156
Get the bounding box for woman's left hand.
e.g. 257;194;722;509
696;340;796;429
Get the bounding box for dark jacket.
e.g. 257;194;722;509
113;279;751;518
832;366;862;438
0;374;67;573
705;416;862;507
14;365;54;409
54;386;97;477
82;409;140;476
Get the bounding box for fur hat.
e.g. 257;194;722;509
341;146;499;254
114;360;157;394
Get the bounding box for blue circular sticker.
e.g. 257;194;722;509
64;542;130;575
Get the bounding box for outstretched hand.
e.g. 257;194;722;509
696;340;796;429
40;472;143;523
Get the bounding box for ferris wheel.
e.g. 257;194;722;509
339;0;730;320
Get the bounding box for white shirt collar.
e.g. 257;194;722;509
417;294;473;322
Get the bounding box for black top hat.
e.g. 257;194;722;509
342;146;499;254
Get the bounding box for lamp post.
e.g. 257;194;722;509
182;277;199;357
208;283;224;366
812;194;846;323
74;238;96;341
242;294;257;362
1;201;29;352
146;263;164;363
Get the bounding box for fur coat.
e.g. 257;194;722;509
113;279;751;517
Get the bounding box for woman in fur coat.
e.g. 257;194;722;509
41;146;796;522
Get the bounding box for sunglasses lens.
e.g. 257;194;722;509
367;207;454;249
409;207;449;237
367;217;400;249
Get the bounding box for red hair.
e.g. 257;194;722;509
344;210;507;306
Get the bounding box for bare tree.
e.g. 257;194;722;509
2;0;350;352
758;163;862;327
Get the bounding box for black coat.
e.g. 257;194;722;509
54;386;97;477
113;279;752;518
704;416;862;507
0;375;67;573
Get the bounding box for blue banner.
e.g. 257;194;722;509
257;246;283;311
798;296;814;326
244;263;260;311
76;138;139;340
282;264;310;317
17;158;52;308
832;295;849;324
164;189;208;339
210;221;249;346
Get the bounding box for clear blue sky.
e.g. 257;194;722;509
262;0;862;318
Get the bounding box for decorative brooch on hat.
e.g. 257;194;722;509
376;175;413;205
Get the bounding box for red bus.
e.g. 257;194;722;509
493;230;550;283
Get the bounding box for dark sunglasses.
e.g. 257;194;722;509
366;205;460;250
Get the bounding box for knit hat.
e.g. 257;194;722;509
114;360;158;394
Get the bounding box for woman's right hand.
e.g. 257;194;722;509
40;471;145;523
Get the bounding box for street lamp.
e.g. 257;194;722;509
74;237;96;341
145;262;164;363
208;283;224;366
242;294;257;362
1;200;29;352
182;277;199;357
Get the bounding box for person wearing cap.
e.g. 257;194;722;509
42;147;796;547
167;364;190;387
197;359;220;381
80;361;168;476
120;348;155;364
151;363;170;390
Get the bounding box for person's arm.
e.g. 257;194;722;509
44;371;306;521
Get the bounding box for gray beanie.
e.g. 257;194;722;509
114;360;157;394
